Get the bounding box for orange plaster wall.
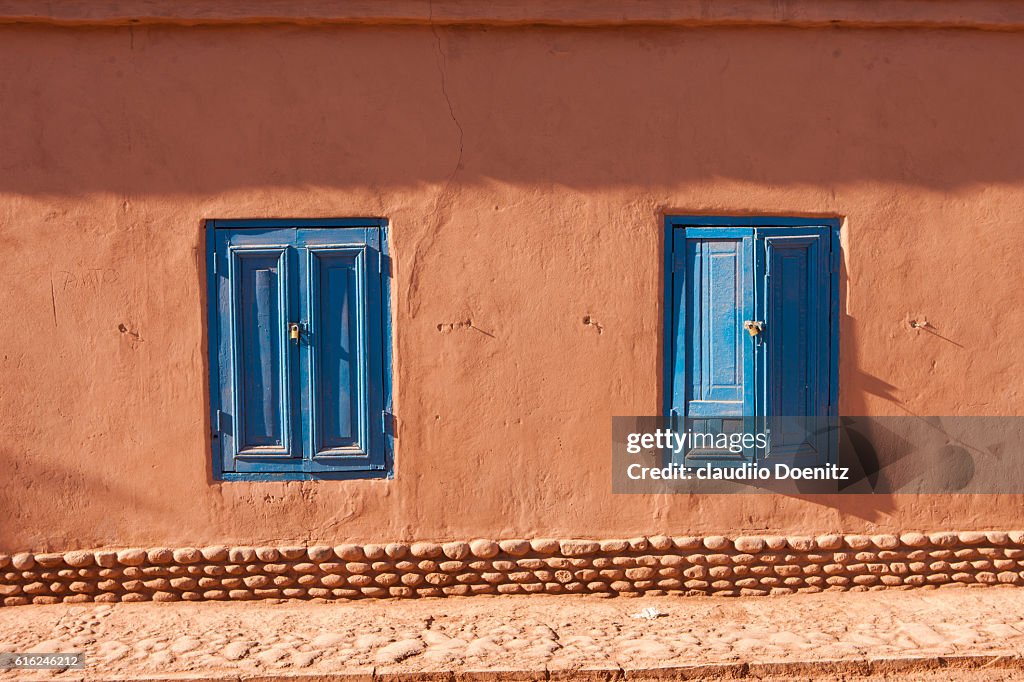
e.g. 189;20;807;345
1;21;1023;552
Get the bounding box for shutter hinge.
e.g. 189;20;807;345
212;255;217;275
381;410;394;435
213;409;222;436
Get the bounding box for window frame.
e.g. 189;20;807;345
205;218;394;482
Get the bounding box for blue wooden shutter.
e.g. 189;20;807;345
671;226;756;464
667;218;838;468
210;221;390;479
298;228;387;472
214;228;302;474
755;227;832;466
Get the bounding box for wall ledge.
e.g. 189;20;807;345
4;0;1024;31
2;532;1023;605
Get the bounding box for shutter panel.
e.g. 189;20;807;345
214;228;302;473
298;228;387;472
755;228;831;466
671;227;756;464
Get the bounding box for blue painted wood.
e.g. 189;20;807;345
236;250;289;449
206;222;222;479
680;226;754;239
668;224;686;421
379;224;395;479
829;226;841;418
755;228;832;465
666;216;840;467
662;217;675;423
313;250;361;449
668;216;841;228
297;228;387;473
208;219;391;480
689;236;747;415
213;228;302;474
672;227;756;464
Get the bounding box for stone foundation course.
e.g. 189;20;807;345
3;532;1024;606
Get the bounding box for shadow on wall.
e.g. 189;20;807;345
0;443;180;552
0;24;1021;194
783;299;898;522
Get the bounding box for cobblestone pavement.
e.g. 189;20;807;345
2;588;1024;680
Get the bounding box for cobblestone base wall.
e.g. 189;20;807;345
3;532;1024;606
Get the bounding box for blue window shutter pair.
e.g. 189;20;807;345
208;220;391;480
667;218;839;467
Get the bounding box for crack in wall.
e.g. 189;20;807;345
429;0;465;166
406;0;465;318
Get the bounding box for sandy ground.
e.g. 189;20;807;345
2;588;1024;680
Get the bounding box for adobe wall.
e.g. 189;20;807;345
2;12;1023;554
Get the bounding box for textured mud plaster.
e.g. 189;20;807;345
2;12;1024;552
